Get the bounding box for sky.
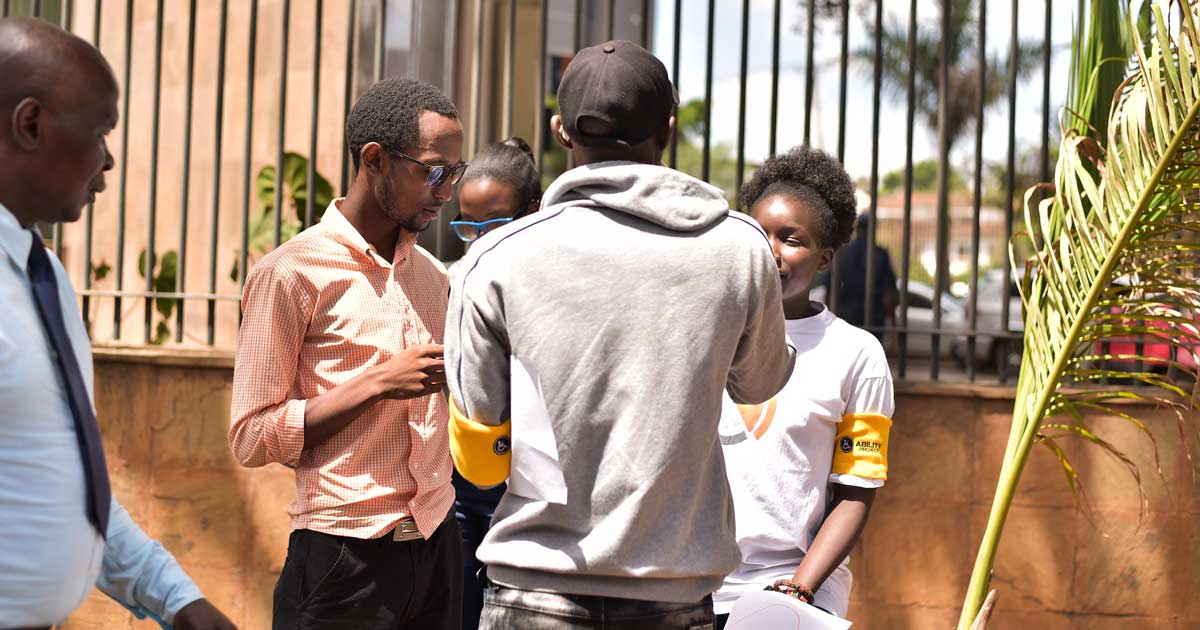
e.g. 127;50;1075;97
648;0;1077;183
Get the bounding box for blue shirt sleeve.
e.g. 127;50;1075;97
97;499;205;629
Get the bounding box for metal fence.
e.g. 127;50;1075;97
4;0;1069;384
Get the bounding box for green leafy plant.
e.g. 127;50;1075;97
137;248;178;345
958;2;1200;627
231;152;334;281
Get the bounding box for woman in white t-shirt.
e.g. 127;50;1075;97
714;146;894;628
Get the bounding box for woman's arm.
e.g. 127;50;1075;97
790;485;876;591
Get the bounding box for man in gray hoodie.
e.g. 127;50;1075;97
445;40;796;629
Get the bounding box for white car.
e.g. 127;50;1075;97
896;281;964;358
812;281;963;358
953;268;1025;371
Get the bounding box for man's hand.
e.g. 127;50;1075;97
372;343;446;400
173;599;237;630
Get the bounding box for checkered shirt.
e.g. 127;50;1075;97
229;200;453;539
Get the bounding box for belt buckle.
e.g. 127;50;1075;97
391;518;423;542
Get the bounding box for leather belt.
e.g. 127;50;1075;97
391;517;423;542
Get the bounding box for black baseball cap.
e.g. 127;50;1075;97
557;40;678;149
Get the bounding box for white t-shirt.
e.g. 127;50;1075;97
714;305;894;617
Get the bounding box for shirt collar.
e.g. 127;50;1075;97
0;201;35;274
321;198;415;268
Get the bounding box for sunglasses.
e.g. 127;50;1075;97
450;217;514;242
382;148;469;188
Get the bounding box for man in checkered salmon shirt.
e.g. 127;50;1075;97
229;77;468;630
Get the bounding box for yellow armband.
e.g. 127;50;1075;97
449;399;511;487
831;413;892;480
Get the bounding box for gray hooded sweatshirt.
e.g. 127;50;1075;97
446;162;795;603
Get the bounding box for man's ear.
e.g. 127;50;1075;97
655;115;676;151
11;97;44;151
816;247;835;273
550;114;573;150
360;142;385;176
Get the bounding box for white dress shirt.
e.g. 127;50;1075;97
0;202;202;628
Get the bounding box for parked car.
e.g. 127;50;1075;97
1096;290;1200;377
953;268;1024;372
897;280;964;358
813;281;962;359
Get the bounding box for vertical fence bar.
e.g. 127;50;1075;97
113;0;132;339
81;0;101;323
768;0;780;157
2;1;9;18
735;0;749;196
536;0;547;178
864;0;882;339
828;0;850;315
641;0;650;47
668;0;681;167
574;0;584;49
340;0;357;196
606;0;614;41
1000;0;1019;384
305;0;322;229
64;0;72;32
968;0;987;380
240;0;259;292
471;0;485;157
803;0;815;145
32;0;40;17
836;0;849;161
897;0;918;379
374;0;386;83
503;0;516;139
1041;0;1052;186
144;0;164;344
932;0;951;379
49;0;60;256
175;0;198;343
273;0;290;247
206;0;228;345
1036;0;1055;389
701;0;714;182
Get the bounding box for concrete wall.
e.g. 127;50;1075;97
64;351;1198;629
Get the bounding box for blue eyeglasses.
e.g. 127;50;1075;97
450;217;514;242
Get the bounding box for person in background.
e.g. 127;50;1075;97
446;40;795;630
713;147;894;628
452;137;540;245
448;136;540;630
826;213;899;339
0;16;234;630
229;77;466;630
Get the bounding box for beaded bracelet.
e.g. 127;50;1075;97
765;579;815;604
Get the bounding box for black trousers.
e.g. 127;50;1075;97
273;511;463;630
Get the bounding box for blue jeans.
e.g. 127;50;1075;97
478;584;715;630
453;470;505;630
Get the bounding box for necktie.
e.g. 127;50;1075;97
26;232;111;538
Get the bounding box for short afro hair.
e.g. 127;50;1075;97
345;78;459;171
738;145;858;249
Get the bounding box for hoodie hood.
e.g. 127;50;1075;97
540;161;730;232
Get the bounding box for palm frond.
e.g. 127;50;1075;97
958;2;1200;627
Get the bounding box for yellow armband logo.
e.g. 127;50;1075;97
449;399;511;487
831;413;892;480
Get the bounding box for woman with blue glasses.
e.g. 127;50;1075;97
450;136;539;630
452;137;540;244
